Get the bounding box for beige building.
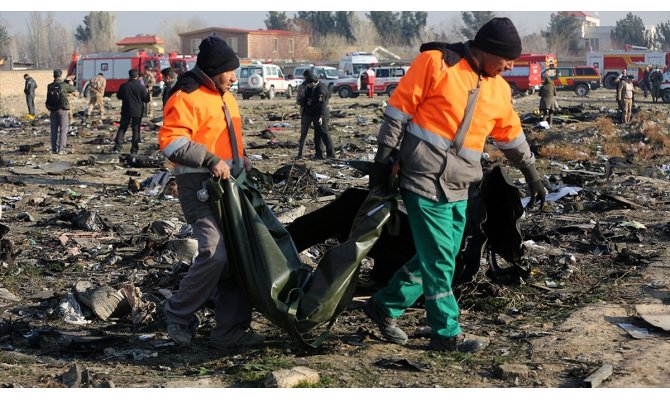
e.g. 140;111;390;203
179;27;310;63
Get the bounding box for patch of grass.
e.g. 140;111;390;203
461;296;510;314
603;139;625;157
232;354;295;387
294;376;333;388
593;116;616;137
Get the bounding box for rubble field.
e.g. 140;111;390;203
0;86;669;388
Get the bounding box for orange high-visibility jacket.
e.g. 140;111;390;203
377;47;535;202
159;85;243;175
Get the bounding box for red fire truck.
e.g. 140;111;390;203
586;50;670;89
501;62;543;96
67;51;170;97
168;52;197;76
516;53;558;69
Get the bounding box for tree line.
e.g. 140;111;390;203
2;11;670;69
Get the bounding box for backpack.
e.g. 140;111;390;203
45;82;65;111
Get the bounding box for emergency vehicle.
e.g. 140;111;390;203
586;50;670;89
501;62;542;96
516;53;558;69
168;52;196;76
338;52;379;77
333;65;409;98
67;51;169;97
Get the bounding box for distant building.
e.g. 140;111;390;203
178;27;310;63
116;35;166;53
567;11;655;51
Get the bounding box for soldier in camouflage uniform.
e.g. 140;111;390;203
87;73;107;119
144;71;156;118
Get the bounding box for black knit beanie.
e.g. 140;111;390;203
196;36;240;77
472;17;522;60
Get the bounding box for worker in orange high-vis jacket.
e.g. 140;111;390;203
158;36;264;351
363;17;547;353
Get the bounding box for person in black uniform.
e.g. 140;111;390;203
113;69;149;154
297;70;335;159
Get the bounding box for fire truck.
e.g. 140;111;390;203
67;51;170;97
516;53;558;69
500;62;542;96
168;52;197;76
586;50;670;89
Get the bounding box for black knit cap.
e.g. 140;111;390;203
303;69;318;83
472;17;522;60
196;36;240;77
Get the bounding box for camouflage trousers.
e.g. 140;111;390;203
87;93;105;118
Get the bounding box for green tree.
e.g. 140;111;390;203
293;11;356;43
264;11;289;30
75;11;116;53
334;11;356;43
610;12;646;49
460;11;496;40
654;21;670;51
367;11;427;46
0;23;10;54
544;12;582;56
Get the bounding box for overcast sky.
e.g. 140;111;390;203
3;2;670;39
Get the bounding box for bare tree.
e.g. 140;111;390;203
87;12;116;53
521;33;547;54
26;11;46;68
25;12;74;69
157;16;207;53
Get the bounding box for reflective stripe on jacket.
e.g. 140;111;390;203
159;85;243;175
378;45;534;202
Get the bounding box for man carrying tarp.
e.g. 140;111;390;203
365;17;546;353
158;36;263;350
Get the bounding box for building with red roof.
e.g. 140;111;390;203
116;35;166;53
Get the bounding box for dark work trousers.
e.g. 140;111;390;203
114;115;142;153
163;212;252;341
49;109;69;153
298;112;334;158
26;94;35;115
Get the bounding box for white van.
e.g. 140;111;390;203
338;52;379;77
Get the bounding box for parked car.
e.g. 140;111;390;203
334;65;409;98
237;62;295;100
542;66;601;96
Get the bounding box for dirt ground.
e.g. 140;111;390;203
0;78;669;391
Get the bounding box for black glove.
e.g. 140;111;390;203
520;164;547;209
528;179;547;209
368;145;399;193
369;161;390;190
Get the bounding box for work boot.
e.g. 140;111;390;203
209;329;265;350
428;333;488;353
363;298;408;345
167;322;194;346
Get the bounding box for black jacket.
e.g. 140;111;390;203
303;81;330;116
117;78;149;118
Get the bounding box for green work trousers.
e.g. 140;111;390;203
372;189;467;339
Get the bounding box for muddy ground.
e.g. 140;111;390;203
0;83;669;389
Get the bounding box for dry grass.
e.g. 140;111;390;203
592;116;617;137
538;143;591;161
603;139;625;157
